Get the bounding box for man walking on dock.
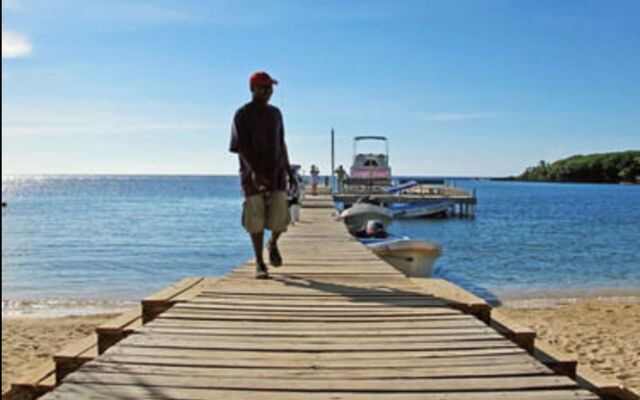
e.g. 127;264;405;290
229;71;297;279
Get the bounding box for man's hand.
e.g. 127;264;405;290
252;172;270;192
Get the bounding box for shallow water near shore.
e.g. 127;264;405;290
2;175;639;316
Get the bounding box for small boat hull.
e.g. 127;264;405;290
364;239;442;277
388;200;450;219
340;203;393;234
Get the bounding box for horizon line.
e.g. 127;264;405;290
1;172;506;179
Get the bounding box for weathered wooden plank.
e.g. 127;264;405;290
229;271;402;277
534;341;578;378
155;313;472;323
96;352;540;369
143;319;477;332
176;298;449;308
178;303;454;311
491;310;537;353
141;277;205;323
9;360;56;399
220;277;417;285
105;346;527;361
143;277;204;303
409;278;492;323
83;361;553;379
43;385;603;400
147;318;488;330
168;304;459;316
53;334;98;383
195;292;441;299
121;335;516;352
136;328;504;340
42;385;602;400
96;306;142;354
63;372;580;392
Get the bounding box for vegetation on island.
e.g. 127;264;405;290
517;151;640;183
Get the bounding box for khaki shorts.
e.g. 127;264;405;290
242;191;290;234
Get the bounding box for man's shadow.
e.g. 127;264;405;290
270;274;501;309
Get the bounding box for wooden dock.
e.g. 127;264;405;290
37;195;615;399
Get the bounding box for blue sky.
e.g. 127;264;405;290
2;0;639;176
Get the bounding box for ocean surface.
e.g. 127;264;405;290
2;175;639;316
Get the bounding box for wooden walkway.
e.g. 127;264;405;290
41;195;602;400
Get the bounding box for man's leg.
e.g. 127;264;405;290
269;231;282;247
243;194;269;279
251;231;265;264
251;231;269;278
268;231;283;267
265;191;290;267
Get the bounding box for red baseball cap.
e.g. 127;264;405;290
250;71;278;87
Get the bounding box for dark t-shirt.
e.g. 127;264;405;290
229;101;290;197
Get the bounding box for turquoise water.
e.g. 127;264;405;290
2;175;639;315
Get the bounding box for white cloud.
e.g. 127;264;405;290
421;112;503;122
2;0;23;11
2;30;33;58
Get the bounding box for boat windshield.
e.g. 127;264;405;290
353;136;389;159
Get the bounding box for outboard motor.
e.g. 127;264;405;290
365;220;388;238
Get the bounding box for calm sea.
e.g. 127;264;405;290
2;175;639;316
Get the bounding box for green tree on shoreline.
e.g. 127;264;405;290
518;151;640;183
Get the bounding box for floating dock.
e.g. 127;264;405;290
334;185;478;218
16;194;634;399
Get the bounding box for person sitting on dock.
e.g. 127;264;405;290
229;71;297;279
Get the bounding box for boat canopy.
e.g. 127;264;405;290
353;136;389;158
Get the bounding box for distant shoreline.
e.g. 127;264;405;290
490;176;639;184
513;150;640;184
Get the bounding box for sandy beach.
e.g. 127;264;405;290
1;314;116;396
500;298;640;394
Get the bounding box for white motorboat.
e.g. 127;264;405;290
387;200;450;219
360;237;442;277
339;202;393;235
348;136;392;186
